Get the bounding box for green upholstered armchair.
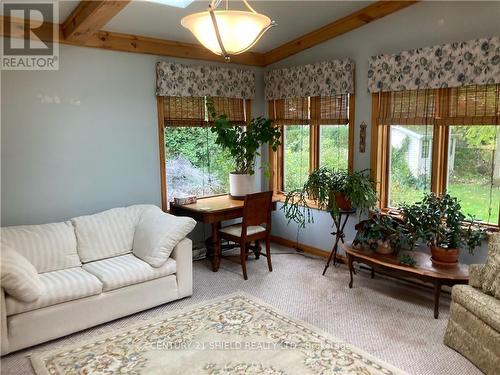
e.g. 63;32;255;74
444;235;500;374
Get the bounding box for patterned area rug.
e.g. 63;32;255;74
31;293;406;375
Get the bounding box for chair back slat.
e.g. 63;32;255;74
242;191;273;230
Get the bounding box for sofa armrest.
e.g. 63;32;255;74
170;238;193;299
1;288;9;355
469;264;485;288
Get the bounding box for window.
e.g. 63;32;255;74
372;84;500;226
157;96;250;210
268;94;353;194
389;125;433;206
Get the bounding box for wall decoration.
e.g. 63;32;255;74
265;59;355;100
156;62;255;99
359;121;367;153
368;36;500;92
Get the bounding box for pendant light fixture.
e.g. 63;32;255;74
181;0;276;62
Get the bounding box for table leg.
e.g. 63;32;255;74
348;255;354;288
371;267;375;279
434;280;441;319
211;222;221;272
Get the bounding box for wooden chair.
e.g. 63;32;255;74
218;191;273;280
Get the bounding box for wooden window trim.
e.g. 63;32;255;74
371;86;500;228
158;96;251;212
269;93;355;198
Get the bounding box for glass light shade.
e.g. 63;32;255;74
181;10;272;55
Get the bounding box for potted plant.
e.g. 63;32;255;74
400;192;485;267
353;210;402;254
207;99;281;198
282;167;377;228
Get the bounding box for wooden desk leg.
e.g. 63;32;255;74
348;255;354;288
371;267;375;279
434;280;442;319
211;222;221;272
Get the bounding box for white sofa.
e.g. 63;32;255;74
1;205;195;355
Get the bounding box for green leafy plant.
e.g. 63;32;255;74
282;167;377;228
352;210;402;252
207;98;281;175
398;253;417;267
400;192;486;254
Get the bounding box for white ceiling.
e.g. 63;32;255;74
58;0;373;53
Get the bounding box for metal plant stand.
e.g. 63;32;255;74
322;208;357;275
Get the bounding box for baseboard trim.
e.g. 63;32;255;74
270;235;346;264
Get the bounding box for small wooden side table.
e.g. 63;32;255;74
344;245;469;319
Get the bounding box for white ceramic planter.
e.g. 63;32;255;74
229;173;257;199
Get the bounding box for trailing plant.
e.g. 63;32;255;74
398;253;417;267
352;210;402;252
207;98;281;175
282;167;377;228
399;192;486;254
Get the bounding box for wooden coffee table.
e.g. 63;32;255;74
344;245;469;319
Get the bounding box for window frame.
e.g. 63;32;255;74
371;91;500;229
268;94;355;197
157;96;251;211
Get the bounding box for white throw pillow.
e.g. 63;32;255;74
133;208;196;267
1;221;80;273
1;247;42;302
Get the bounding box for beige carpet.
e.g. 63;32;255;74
1;244;481;375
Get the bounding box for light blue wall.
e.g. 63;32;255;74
1;45;264;226
267;1;500;264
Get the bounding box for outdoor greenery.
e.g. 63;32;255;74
284;125;348;192
165;127;233;201
282;168;377;228
389;125;500;224
208;99;281;175
400;192;486;254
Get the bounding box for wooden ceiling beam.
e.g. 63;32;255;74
62;1;130;43
1;2;417;67
263;1;419;65
0;16;266;66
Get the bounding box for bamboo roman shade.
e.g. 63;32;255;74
270;95;350;125
376;89;437;125
376;85;500;126
271;97;310;125
163;96;206;127
318;95;349;125
444;84;500;125
162;96;246;127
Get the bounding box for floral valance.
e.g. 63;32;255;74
368;36;500;93
264;59;355;100
156;62;255;99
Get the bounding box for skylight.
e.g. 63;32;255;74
144;0;195;9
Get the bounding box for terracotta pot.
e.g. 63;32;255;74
334;193;352;211
430;246;459;267
375;240;393;255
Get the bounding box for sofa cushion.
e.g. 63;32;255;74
71;205;155;263
1;221;80;273
5;267;103;316
1;247;42;302
132;208;196;267
482;238;500;296
452;284;500;332
82;254;176;292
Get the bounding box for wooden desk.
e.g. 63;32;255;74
344;245;469;319
170;195;278;272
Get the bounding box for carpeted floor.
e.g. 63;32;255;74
1;244;480;375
